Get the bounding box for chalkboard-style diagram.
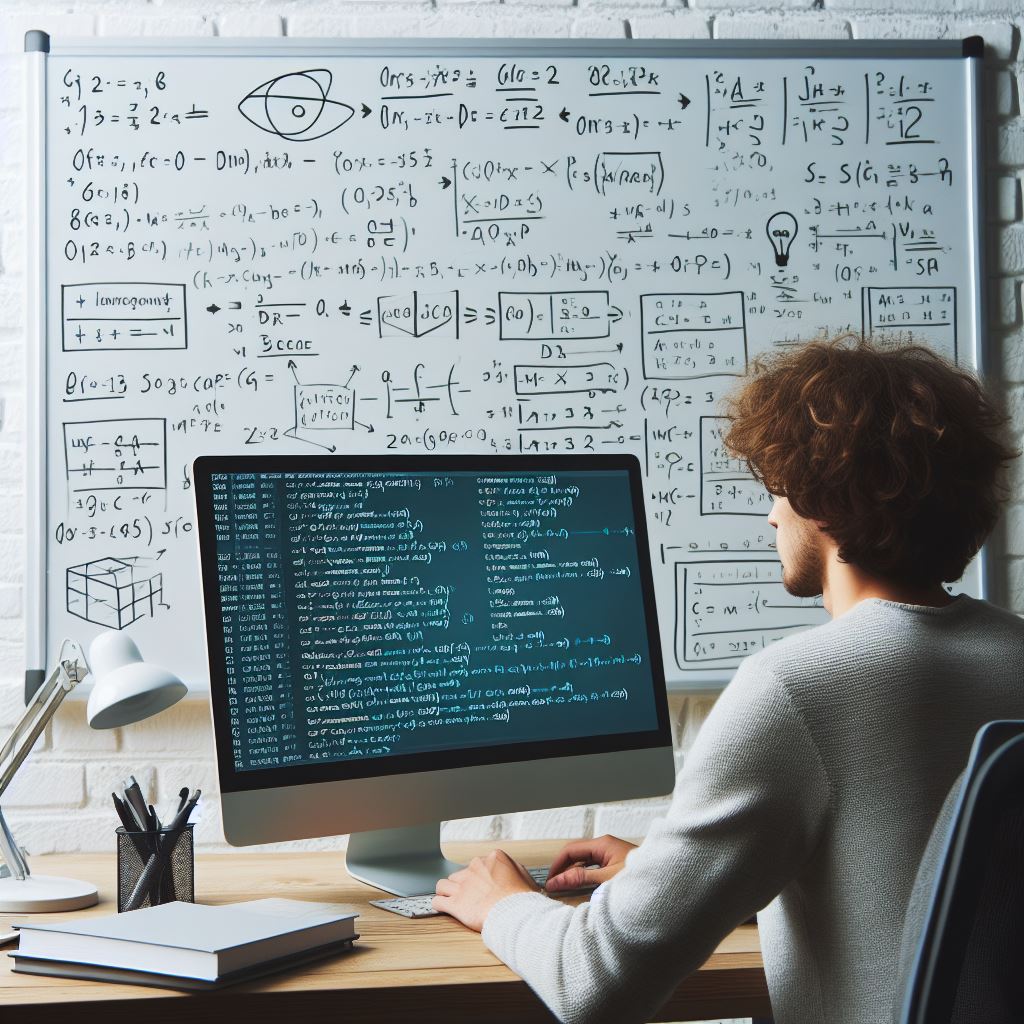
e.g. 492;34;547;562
238;69;355;141
861;285;957;363
515;362;624;436
766;211;798;267
498;291;620;341
640;292;747;380
63;418;168;492
378;291;459;339
66;556;165;630
382;363;470;419
282;362;361;453
593;152;665;198
674;561;827;669
294;383;356;432
61;283;187;352
514;363;620;397
699;416;771;517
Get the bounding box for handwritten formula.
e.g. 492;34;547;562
42;48;980;686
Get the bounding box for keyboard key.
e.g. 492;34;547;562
370;866;552;917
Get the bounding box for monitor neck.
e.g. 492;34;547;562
345;823;463;897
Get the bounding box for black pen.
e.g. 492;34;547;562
125;790;201;912
121;777;150;832
163;789;201;837
112;793;150;859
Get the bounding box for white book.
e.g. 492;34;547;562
14;898;359;981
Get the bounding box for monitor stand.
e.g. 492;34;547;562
345;823;464;897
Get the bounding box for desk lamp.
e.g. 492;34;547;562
0;632;187;912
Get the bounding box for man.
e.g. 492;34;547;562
432;336;1024;1024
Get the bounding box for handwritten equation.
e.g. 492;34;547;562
41;49;978;685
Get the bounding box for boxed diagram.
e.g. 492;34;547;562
66;557;164;630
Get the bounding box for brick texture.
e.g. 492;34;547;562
509;805;591;840
215;13;284;36
49;696;119;752
592;798;672;838
2;761;83;809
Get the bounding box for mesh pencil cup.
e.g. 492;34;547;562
116;825;195;913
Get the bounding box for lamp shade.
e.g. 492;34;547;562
86;632;188;729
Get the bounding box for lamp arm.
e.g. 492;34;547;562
0;641;88;801
0;643;87;881
0;667;62;768
0;663;71;880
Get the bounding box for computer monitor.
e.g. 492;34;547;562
194;455;674;895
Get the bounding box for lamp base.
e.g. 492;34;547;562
0;874;98;913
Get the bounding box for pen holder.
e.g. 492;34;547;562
116;825;195;913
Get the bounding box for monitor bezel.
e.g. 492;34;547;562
194;453;672;796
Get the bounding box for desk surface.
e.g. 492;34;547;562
0;841;770;1023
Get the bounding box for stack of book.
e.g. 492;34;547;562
10;898;359;990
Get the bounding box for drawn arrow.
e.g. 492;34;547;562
559;108;570;122
361;103;371;118
678;93;690;109
345;365;359;388
440;176;452;189
285;428;336;453
609;305;623;323
287;358;301;384
154;549;167;560
206;303;221;314
353;419;375;433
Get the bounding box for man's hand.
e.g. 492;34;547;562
545;834;637;892
433;849;540;932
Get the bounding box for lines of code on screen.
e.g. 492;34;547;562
210;469;661;771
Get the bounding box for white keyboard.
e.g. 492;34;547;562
370;866;551;918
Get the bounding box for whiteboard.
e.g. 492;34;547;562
27;37;987;696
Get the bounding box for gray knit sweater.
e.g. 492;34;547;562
481;596;1024;1024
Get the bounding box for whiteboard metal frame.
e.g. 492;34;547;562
40;37;973;58
25;33;48;702
966;49;991;601
25;33;990;697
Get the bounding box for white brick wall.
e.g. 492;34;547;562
0;0;1020;856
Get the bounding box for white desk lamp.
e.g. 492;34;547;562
0;632;187;912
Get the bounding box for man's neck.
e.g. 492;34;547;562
821;556;954;618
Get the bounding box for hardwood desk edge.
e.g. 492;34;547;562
0;845;771;1019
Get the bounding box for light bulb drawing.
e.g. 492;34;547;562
766;211;799;267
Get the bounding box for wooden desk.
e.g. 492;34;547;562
0;842;770;1022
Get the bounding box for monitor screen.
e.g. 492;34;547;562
195;456;669;793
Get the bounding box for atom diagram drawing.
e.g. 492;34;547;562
238;69;355;141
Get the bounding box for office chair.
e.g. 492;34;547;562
896;720;1024;1024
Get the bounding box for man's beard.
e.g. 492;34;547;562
781;518;825;598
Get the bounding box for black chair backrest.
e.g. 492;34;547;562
897;720;1024;1024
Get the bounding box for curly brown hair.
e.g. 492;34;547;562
722;335;1019;587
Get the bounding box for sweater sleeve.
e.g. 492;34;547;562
481;659;832;1024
